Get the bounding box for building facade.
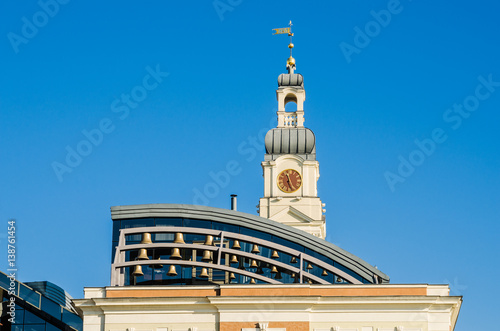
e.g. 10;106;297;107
74;40;462;331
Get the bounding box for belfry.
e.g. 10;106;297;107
259;29;326;238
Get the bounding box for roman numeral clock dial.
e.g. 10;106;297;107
277;169;302;193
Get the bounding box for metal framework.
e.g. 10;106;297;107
111;226;368;286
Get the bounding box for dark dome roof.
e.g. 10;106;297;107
278;73;304;87
265;127;315;154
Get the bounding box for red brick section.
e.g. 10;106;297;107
106;288;217;298
220;322;309;331
106;286;427;298
218;287;427;297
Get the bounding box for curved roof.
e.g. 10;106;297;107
278;73;304;87
265;127;315;155
111;204;389;284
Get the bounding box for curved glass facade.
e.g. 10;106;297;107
111;206;389;286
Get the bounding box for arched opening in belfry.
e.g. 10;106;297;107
284;93;298;112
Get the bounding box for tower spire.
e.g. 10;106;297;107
273;20;296;73
287;20;295;74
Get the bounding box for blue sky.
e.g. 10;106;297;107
1;1;499;329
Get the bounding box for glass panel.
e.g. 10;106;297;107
212;222;239;234
40;297;61;320
24;310;44;324
155;218;182;227
62;309;82;330
153;233;173;242
121;218;155;228
0;273;13;293
19;284;40;308
12;325;24;331
46;322;61;331
272;236;304;252
183;219;211;229
24;325;45;331
241;228;271;241
112;220;121;241
11;305;24;324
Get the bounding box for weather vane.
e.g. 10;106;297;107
273;20;296;73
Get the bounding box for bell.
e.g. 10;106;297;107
167;265;177;276
336;277;343;283
307;279;313;284
170;247;182;259
199;268;209;278
173;233;185;244
271;265;278;273
231;240;241;250
275;272;282;280
307;263;313;270
251;244;260;254
291;273;296;278
271;250;279;259
249;278;256;284
290;256;297;263
250;259;258;268
230;255;239;263
229;272;236;280
204;235;214;246
140;232;153;244
322;270;328;276
137;248;149;260
201;250;212;262
132;265;144;277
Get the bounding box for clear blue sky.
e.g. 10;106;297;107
1;1;499;330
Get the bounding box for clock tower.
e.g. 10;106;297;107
259;40;326;239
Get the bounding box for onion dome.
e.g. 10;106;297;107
278;73;304;87
265;127;315;155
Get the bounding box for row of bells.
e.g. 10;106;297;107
132;264;320;284
134;232;331;279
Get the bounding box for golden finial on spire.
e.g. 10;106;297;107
273;20;296;73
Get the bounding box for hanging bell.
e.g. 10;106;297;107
132;265;144;277
307;263;313;270
173;233;185;244
251;244;260;254
336;277;343;283
230;255;239;264
204;235;214;246
201;250;212;262
271;250;279;259
167;265;177;276
137;248;149;260
170;247;182;259
275;272;282;280
199;268;209;278
271;265;278;273
322;270;328;276
290;256;297;263
249;278;256;284
307;279;313;284
231;240;241;250
140;232;153;244
229;272;236;280
250;259;258;268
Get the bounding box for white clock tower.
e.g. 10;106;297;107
259;38;326;239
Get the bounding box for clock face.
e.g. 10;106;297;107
277;169;302;193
